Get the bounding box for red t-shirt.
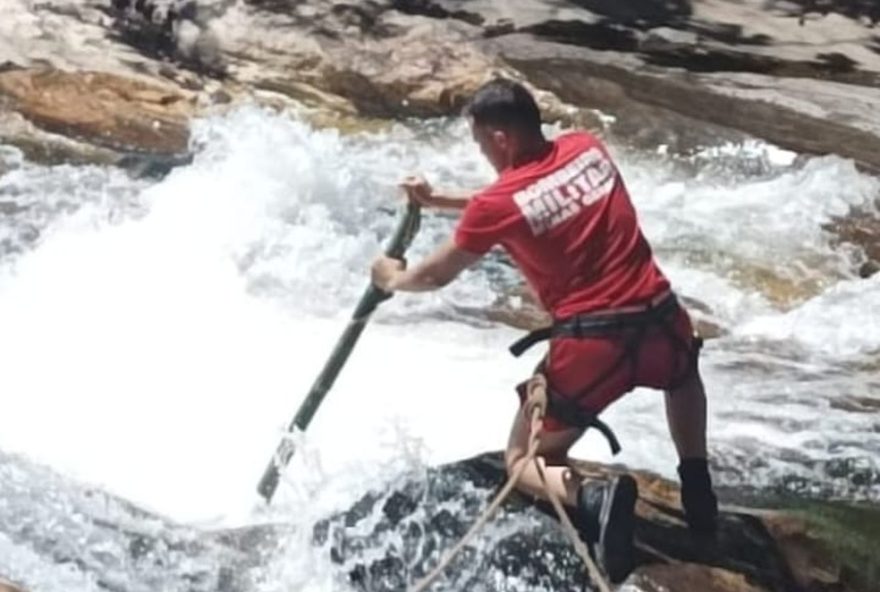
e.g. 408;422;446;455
454;131;669;319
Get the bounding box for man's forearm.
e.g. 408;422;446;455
387;264;450;292
372;240;480;294
428;191;474;210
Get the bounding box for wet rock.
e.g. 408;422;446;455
220;4;590;125
4;444;878;592
825;204;880;278
485;283;551;332
317;452;880;592
412;0;880;165
0;68;200;175
0;68;193;155
313;454;589;591
830;395;880;414
108;0;227;76
0;110;128;168
636;564;765;592
484;285;726;339
0;580;25;592
488;33;880;171
6;0;880;171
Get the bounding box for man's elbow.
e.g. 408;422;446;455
424;271;455;289
435;274;456;288
424;267;459;289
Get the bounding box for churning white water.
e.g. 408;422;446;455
0;106;878;591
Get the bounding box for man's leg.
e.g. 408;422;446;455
504;405;583;506
665;370;718;533
503;405;638;583
664;371;707;459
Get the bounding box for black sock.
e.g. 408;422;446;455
677;457;718;532
678;458;712;486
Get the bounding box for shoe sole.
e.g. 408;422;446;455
598;474;638;583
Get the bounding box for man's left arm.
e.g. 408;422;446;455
371;239;481;293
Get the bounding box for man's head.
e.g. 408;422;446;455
464;78;545;172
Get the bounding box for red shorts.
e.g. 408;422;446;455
517;305;698;432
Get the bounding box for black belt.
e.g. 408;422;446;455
509;293;680;357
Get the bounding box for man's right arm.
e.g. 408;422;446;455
401;176;474;211
424;190;473;210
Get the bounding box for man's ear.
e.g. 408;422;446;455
491;128;510;151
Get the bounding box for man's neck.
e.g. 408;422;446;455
511;136;551;168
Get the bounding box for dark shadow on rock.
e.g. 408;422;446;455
108;26;178;63
561;0;693;28
684;20;774;46
104;1;227;78
242;0;299;14
115;150;194;179
815;51;860;72
773;0;880;25
642;46;877;85
518;17;778;69
506;5;878;85
390;0;485;26
520;19;640;51
643;48;779;74
635;508;798;591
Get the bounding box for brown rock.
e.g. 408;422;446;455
568;460;874;592
638;564;766;592
486;285;727;339
321;23;495;118
212;4;588;125
763;513;844;589
488;33;880;172
7;0;880;175
485;283;551;332
405;1;880;166
0;110;121;167
825;206;880;278
0;68;194;155
0;580;24;592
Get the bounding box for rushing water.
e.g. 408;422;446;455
0;106;878;591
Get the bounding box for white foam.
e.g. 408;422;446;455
737;272;880;357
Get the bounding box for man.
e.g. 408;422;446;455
371;79;718;583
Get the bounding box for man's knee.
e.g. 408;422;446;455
504;446;525;477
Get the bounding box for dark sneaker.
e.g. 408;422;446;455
678;458;719;535
576;474;638;583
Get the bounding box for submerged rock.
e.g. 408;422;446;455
0;580;25;592
825;204;880;279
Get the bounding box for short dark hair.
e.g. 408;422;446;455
464;78;542;135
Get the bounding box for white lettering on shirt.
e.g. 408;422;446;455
513;148;616;236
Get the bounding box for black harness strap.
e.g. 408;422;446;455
509;327;552;357
509;293;681;358
545;387;622;455
511;293;703;454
